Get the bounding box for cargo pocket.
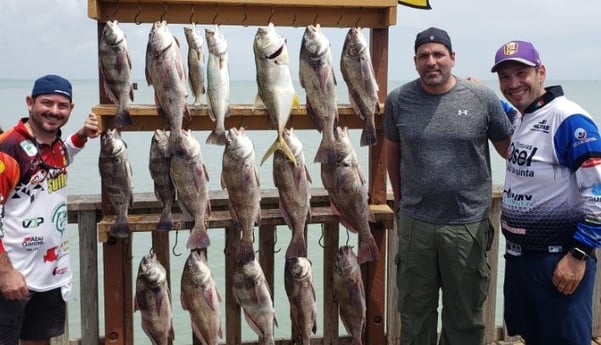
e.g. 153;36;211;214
486;219;495;251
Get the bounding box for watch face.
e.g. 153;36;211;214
570;248;588;261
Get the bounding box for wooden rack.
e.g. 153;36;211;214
88;1;395;344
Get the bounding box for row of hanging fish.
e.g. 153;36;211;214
97;20;380;148
133;247;364;345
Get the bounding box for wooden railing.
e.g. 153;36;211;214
53;186;601;345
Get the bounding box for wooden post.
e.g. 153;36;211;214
322;222;340;345
79;210;99;345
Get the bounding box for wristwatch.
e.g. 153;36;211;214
569;247;589;261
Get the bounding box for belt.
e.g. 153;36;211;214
506;240;565;256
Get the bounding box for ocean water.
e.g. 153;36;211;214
1;78;600;343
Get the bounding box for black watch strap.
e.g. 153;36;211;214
570;247;589;261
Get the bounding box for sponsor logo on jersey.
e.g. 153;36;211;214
43;246;59;262
20;140;38;157
530;119;550;133
22;217;44;228
573;127;598;147
22;236;44;250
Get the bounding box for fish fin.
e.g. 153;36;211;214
180;292;188;311
292;94;301;109
348;92;364;119
328;200;358;234
113;108;133;128
359;122;377;147
204;286;220;312
285;231;307;259
183;104;192;122
186;223;210;250
252;94;265;111
358;232;380;264
110;221;130;238
304;165;313;184
305;99;322;132
157;209;173;231
205;129;227;145
313;138;337;164
261;135;297;166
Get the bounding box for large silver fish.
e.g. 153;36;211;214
284;257;317;345
181;250;223;345
273;128;312;259
221;127;261;247
145;20;190;136
134;253;174;345
205;25;231;146
149;129;174;231
333;246;366;345
340;27;380;147
299;24;338;164
169;130;211;250
99;20;134;128
99;129;133;239
184;24;206;106
253;22;300;166
320;127;379;264
233;247;277;345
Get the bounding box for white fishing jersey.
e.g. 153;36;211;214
502;86;601;255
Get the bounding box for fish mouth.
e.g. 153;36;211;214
265;43;285;60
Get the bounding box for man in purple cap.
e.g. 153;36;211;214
492;40;601;344
0;74;100;345
383;28;513;344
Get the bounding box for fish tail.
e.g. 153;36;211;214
261;135;298;166
313;138;337;164
285;232;307;259
157;209;173;231
205;129;227;145
113;108;133;128
359;123;377;147
186;223;211;250
110;221;130;239
357;232;379;264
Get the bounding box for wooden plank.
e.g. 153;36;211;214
103;238;133;345
78;210;100;345
97;205;394;241
484;190;502;343
386;206;400;345
225;225;242;345
88;0;397;27
363;222;387;344
322;222;339;345
93;104;380;132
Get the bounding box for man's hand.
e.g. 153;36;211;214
0;253;29;300
552;253;587;295
77;112;100;140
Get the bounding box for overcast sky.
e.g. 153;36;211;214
0;0;600;82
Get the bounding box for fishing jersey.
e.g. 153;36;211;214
502;86;601;255
0;118;86;293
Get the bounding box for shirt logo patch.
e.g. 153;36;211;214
575;128;587;140
20;140;38;157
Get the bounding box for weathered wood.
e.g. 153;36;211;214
225;225;242;345
92;104;380;133
102;238;133;345
484;188;502;343
87;0;397;28
322;222;340;345
78;210;100;345
385;206;400;345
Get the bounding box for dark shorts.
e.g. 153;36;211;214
504;253;596;345
0;288;65;345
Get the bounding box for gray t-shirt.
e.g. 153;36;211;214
383;77;513;224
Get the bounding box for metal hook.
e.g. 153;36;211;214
242;4;248;27
318;224;326;249
344;228;352;248
313;12;319;26
337;7;345;27
148;247;154;256
171;231;182;257
134;1;142;25
111;0;119;20
267;6;274;24
160;2;167;22
273;229;281;254
354;7;363;27
292;6;297;27
189;3;195;25
212;4;219;25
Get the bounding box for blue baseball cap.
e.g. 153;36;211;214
491;41;542;73
414;27;452;52
31;74;72;101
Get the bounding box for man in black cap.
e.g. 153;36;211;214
0;74;99;345
383;28;513;344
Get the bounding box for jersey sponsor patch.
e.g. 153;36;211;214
20;139;38;157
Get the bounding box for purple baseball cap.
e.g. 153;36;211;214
491;40;542;73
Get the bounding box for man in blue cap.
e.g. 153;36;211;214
0;75;100;345
492;40;601;344
383;27;514;344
